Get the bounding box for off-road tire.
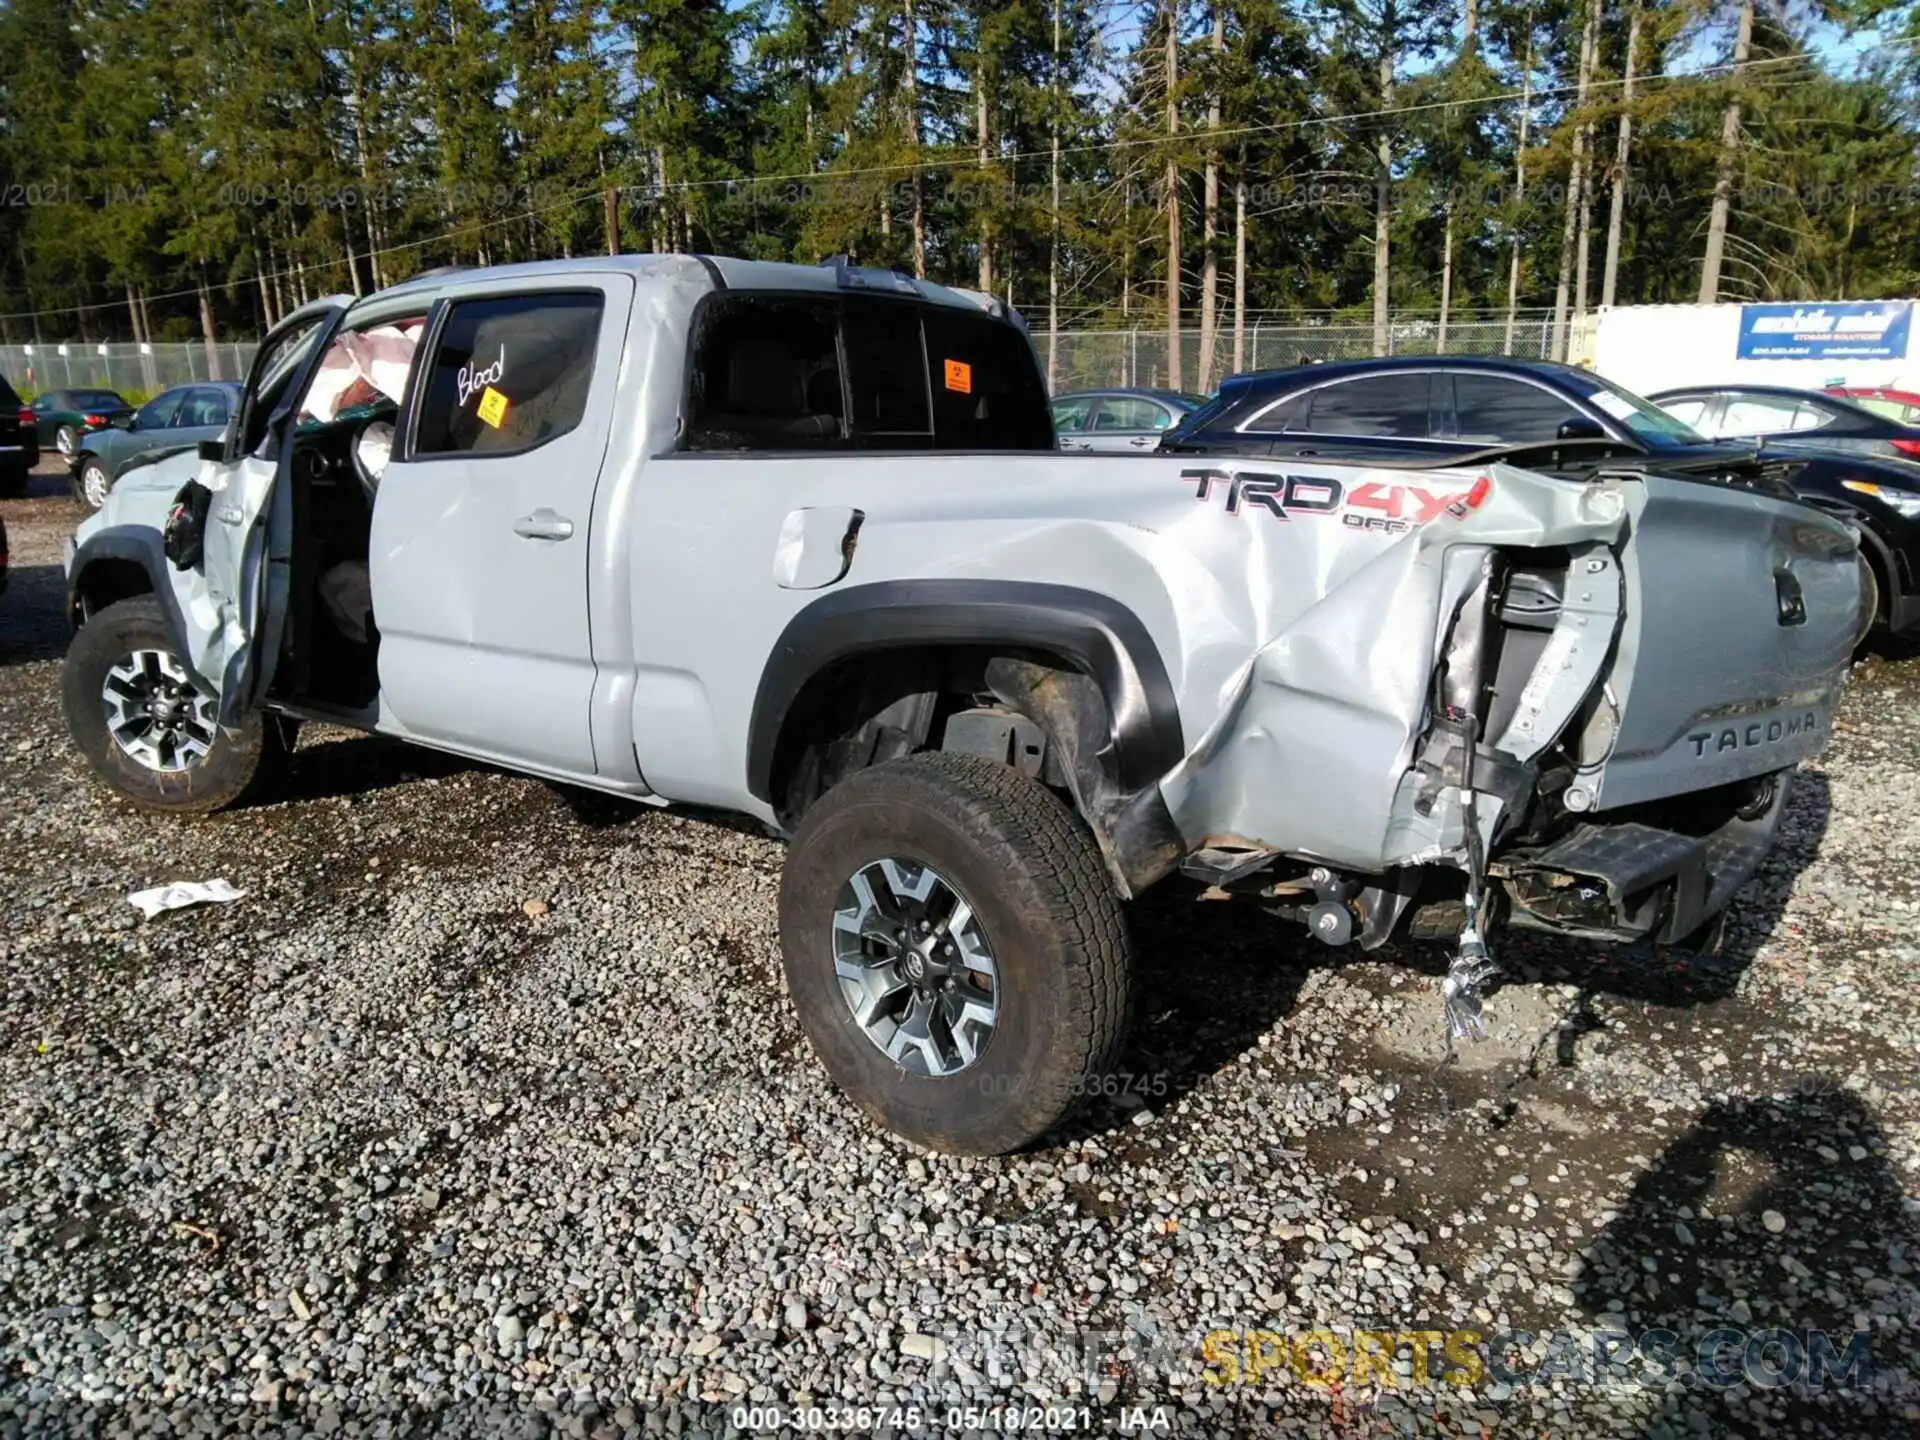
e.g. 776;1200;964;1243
63;596;286;814
778;751;1133;1155
72;457;112;510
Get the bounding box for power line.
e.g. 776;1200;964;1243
1;35;1912;326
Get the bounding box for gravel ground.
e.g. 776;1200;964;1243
2;467;1917;1437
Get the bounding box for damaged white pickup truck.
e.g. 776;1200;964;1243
64;255;1866;1153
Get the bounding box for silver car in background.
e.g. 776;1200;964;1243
1050;387;1204;452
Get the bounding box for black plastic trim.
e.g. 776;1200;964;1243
747;579;1185;804
67;527;209;688
691;255;728;291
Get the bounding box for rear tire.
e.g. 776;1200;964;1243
0;463;26;499
55;425;80;458
63;596;286;814
778;751;1132;1155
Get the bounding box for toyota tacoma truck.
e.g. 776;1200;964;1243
63;255;1866;1154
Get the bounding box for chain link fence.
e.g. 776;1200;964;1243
0;342;260;401
4;315;1568;404
1038;318;1562;393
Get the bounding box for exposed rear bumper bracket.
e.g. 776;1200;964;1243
1498;773;1790;946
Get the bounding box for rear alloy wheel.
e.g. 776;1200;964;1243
779;752;1132;1155
74;458;113;510
63;596;285;814
833;856;1003;1077
55;424;79;458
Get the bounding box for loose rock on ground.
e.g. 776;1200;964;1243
3;471;1916;1437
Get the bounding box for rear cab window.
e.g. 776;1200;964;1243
681;292;1052;452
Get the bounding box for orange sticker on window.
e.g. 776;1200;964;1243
943;359;973;394
476;386;509;429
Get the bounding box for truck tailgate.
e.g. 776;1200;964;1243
1591;475;1861;810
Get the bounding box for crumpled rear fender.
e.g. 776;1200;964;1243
1157;461;1630;873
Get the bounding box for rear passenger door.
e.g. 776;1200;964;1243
1444;371;1594;446
1050;395;1096;450
369;276;633;777
1086;395;1176;452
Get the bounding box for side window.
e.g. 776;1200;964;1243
1657;397;1711;429
1850;396;1905;422
683;295;845;451
1240;391;1308;433
302;319;426;426
1095;396;1169;432
921;309;1053;450
240;313;333;455
842;298;931;447
1305;374;1431;438
1050;397;1095;433
1789;402;1834;432
415;292;604;457
1451;374;1584;443
178;388;228;427
1716;394;1802;437
136;390;184;430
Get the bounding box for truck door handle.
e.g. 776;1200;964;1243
513;509;574;541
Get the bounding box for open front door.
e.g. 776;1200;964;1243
168;298;349;725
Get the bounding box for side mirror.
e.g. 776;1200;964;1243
197;438;224;462
1558;416;1607;441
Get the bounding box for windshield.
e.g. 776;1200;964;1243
1567;371;1707;446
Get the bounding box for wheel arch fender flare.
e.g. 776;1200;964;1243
745;579;1187;808
67;527;202;681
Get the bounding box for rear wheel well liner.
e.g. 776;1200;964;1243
748;580;1184;804
750;582;1190;896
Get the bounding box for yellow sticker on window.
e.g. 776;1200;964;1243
943;359;972;395
476;386;509;429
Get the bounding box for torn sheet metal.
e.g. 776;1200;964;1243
1156;461;1630;873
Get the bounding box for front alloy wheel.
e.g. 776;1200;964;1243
63;596;286;814
101;648;220;772
834;858;1001;1076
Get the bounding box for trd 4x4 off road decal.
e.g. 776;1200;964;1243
1183;467;1492;532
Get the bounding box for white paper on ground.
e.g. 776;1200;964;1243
128;878;246;919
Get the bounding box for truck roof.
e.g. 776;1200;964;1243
364;253;1007;321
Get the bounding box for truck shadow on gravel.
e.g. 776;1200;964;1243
266;730;485;804
1056;879;1322;1143
1063;770;1831;1144
0;562;73;666
1569;1084;1915;1433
